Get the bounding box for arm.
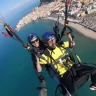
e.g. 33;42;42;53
31;54;45;82
64;32;75;47
35;55;42;72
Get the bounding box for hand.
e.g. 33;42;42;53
25;43;30;50
70;41;75;47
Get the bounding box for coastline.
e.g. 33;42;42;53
15;0;96;40
43;17;96;40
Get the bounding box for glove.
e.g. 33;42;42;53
25;43;30;50
38;75;45;83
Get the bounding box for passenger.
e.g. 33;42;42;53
27;33;46;83
27;33;62;85
39;32;96;96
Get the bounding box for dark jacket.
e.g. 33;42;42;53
31;40;47;82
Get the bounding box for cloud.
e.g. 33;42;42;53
8;0;35;12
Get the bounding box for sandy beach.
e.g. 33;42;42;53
43;17;96;40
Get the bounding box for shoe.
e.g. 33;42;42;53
90;85;96;90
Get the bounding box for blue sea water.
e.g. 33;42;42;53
0;8;96;96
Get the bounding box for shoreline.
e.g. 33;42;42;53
43;17;96;40
15;0;96;39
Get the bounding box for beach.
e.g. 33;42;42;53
69;22;96;40
43;17;96;40
15;0;96;40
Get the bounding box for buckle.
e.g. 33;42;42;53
59;58;63;64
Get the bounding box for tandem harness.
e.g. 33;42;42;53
38;45;90;96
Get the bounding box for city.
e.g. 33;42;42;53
16;0;96;32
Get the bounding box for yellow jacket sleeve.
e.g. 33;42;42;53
39;54;49;65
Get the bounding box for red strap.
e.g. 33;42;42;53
2;32;10;37
66;0;68;6
70;0;72;7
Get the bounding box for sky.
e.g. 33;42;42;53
0;0;40;16
0;0;40;30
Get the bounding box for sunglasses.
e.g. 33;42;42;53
31;38;39;44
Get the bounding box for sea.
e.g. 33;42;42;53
0;5;96;96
